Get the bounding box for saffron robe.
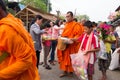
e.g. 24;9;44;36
0;13;40;80
57;21;84;72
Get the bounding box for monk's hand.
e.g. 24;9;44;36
67;39;74;44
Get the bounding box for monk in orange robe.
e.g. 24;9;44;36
0;0;40;80
57;11;84;77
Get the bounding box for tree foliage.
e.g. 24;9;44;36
76;14;89;21
21;0;51;12
4;0;8;5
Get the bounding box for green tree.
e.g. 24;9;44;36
59;15;65;20
21;0;52;12
4;0;8;5
76;14;89;21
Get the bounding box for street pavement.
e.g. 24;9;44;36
38;51;120;80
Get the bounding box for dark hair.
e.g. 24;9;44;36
83;20;93;28
63;19;66;22
67;11;73;17
92;22;98;27
55;19;60;26
44;22;51;28
35;15;43;21
0;0;7;12
73;18;78;22
30;18;36;26
51;21;55;25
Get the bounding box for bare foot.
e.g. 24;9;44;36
102;76;107;80
39;62;43;65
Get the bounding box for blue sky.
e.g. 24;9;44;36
50;0;120;22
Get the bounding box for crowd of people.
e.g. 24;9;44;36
0;0;120;80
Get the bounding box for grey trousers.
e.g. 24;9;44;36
43;45;50;66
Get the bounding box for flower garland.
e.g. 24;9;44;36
98;23;110;40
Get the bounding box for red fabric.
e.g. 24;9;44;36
78;33;98;50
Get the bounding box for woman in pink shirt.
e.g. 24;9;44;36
49;20;61;65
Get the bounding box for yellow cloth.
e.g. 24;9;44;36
0;13;40;80
105;35;116;53
57;21;84;72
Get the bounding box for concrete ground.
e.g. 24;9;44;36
38;51;120;80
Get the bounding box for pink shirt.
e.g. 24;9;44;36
52;25;59;39
42;28;52;46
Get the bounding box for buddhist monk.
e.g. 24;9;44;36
0;0;40;80
57;11;84;77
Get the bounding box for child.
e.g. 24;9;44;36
110;25;119;52
72;21;100;80
42;22;52;70
98;24;116;80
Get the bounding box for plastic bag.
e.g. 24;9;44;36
109;48;120;70
70;51;88;80
98;40;108;60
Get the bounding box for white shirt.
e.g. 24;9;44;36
115;26;120;38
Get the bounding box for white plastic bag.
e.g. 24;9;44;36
109;48;120;70
98;40;108;60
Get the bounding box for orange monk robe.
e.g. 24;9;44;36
0;13;40;80
57;21;84;72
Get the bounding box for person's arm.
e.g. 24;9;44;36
114;32;119;48
104;39;116;44
0;27;34;79
85;48;100;55
104;35;116;44
71;34;84;42
32;26;45;34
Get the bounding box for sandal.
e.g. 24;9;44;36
59;72;67;78
50;62;55;65
45;65;52;70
